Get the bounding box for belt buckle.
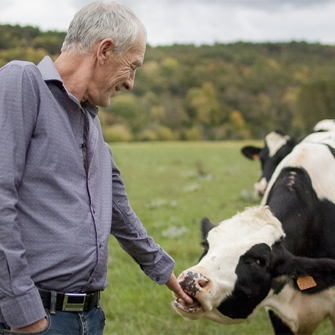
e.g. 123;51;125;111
62;293;87;312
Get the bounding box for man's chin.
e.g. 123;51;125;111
86;91;115;108
96;96;113;108
100;100;112;108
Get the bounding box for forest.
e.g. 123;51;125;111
1;24;335;141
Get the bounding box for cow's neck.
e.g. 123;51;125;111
261;281;298;333
263;281;335;334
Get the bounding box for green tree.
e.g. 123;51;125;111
103;124;132;142
295;80;335;134
103;94;148;138
186;82;221;127
3;25;335;141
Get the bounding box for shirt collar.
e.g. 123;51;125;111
37;56;99;118
37;55;63;83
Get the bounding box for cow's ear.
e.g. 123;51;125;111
271;241;335;294
241;146;261;161
199;218;216;261
292;256;335;293
201;217;216;240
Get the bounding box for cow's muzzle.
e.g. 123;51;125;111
173;270;212;315
178;270;210;296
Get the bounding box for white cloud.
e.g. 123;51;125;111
0;0;77;31
234;1;335;44
0;0;334;45
0;0;12;8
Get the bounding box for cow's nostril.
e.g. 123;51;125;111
178;270;211;296
198;279;209;289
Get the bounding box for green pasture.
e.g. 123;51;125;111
101;141;332;335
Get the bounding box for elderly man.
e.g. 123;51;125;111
0;1;191;333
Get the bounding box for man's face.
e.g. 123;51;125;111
86;31;146;107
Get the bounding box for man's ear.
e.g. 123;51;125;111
97;38;115;64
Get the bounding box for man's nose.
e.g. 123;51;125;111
123;71;135;91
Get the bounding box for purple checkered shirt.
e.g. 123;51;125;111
0;56;174;328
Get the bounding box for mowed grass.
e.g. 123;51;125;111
101;141;333;335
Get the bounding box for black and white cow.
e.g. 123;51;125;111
242;120;335;196
173;131;335;334
241;130;300;196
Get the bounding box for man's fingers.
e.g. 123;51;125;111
178;291;193;305
165;272;193;305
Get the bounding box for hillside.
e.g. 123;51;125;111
1;24;335;141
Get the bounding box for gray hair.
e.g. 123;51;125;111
61;1;147;55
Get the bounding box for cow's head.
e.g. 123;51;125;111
173;205;335;333
173;206;286;324
241;131;297;196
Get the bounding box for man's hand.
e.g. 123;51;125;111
10;317;47;333
165;273;193;305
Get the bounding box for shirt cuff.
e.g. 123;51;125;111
0;288;46;329
145;251;175;285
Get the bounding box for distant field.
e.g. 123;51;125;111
101;141;332;335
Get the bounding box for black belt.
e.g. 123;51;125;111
38;289;100;313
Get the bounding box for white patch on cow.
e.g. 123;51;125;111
262;136;335;205
302;129;335;146
265;132;291;157
313;119;335;132
264;284;335;334
179;206;285;324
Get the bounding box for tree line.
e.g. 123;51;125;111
1;24;335;141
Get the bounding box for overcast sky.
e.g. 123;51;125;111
0;0;334;46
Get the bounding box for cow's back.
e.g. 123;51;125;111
262;141;335;258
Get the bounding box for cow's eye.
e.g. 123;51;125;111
255;258;267;267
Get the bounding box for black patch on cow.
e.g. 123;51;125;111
270;241;335;295
266;167;320;257
199;217;216;261
266;166;335;259
179;271;202;297
201;217;216;240
270;241;295;276
268;310;294;335
217;243;272;319
271;278;287;295
292;255;335;294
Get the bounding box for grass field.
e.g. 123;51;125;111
101;141;333;335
